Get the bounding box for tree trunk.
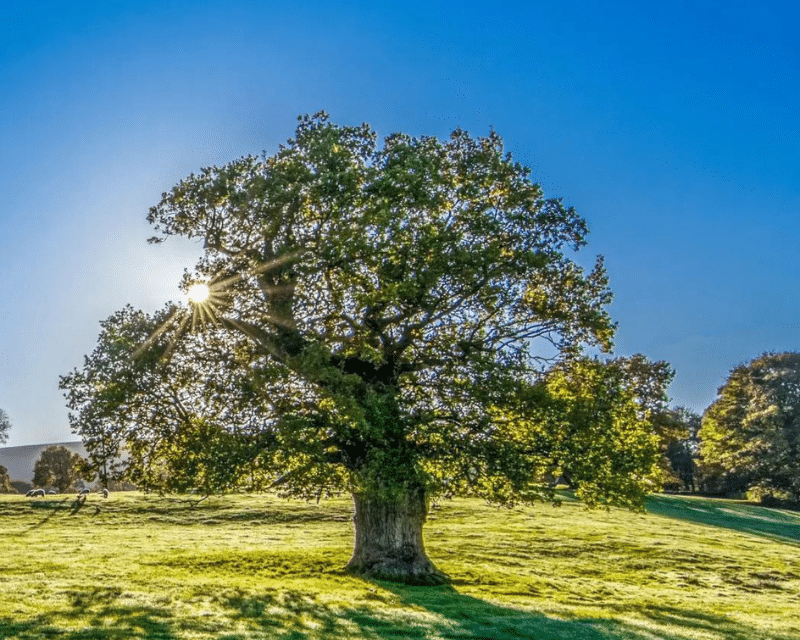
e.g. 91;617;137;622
345;485;450;585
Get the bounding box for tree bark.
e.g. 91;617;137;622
345;485;450;585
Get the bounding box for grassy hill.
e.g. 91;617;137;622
0;491;798;639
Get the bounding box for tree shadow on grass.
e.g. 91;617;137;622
0;587;177;639
647;495;800;546
378;582;800;640
18;497;73;532
196;584;616;640
216;583;641;640
2;581;796;640
375;583;616;640
591;603;800;640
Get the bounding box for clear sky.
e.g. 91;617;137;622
1;1;798;447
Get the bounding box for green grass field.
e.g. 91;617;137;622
0;491;798;640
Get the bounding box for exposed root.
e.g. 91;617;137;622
345;558;451;586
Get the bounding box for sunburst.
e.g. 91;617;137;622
187;283;209;303
134;252;299;362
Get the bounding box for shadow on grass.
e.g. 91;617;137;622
2;582;797;640
208;584;616;640
16;497;74;532
376;583;616;640
0;587;176;639
383;584;800;640
115;499;352;527
604;603;798;640
647;494;800;546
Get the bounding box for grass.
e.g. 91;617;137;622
0;491;798;639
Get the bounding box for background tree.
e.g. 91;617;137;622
33;446;84;493
63;114;664;584
699;351;800;501
0;407;11;445
587;355;702;492
532;357;662;508
0;465;15;493
0;409;14;493
657;406;701;492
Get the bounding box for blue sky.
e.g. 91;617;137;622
0;1;798;447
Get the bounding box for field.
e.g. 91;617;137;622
0;491;798;640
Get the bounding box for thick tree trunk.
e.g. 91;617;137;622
345;486;450;585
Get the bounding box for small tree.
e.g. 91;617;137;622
0;465;15;494
33;446;84;493
0;408;11;445
700;352;800;501
535;357;662;508
63;114;665;584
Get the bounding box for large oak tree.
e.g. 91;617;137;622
62;114;662;584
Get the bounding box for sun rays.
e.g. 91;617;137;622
133;252;300;363
187;280;227;331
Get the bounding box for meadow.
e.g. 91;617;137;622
0;491;798;640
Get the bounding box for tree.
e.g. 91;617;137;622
533;357;662;509
0;407;11;445
0;465;15;494
700;352;800;501
33;446;84;493
62;113;662;584
577;355;701;492
657;406;701;492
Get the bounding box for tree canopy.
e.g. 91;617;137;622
700;351;800;501
62;113;664;583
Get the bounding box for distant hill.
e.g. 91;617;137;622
0;442;87;482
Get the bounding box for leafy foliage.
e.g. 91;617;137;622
537;358;663;509
0;408;10;445
657;406;701;492
0;466;15;494
62;114;664;575
60;305;272;494
700;351;800;501
32;446;84;493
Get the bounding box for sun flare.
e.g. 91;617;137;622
134;254;297;362
187;283;210;303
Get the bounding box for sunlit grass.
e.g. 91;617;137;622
0;491;798;639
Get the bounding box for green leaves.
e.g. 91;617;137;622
64;114;664;511
0;408;10;445
32;446;84;493
699;351;800;500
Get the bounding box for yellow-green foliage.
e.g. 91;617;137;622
0;492;798;639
